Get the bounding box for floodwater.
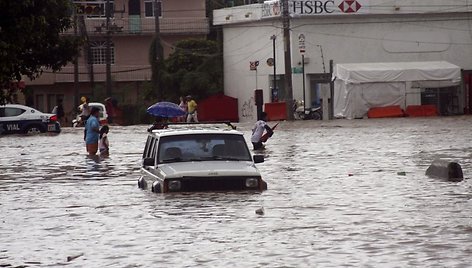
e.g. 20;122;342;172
1;117;472;267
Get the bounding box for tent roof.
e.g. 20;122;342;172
333;61;461;84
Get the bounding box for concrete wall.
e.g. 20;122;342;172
220;11;472;121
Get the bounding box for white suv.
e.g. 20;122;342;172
138;123;267;193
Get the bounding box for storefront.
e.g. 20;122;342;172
214;0;472;121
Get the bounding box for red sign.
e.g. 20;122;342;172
338;0;362;13
250;61;259;71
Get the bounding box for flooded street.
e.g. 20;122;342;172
1;117;472;267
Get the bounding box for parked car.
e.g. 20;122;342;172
72;102;108;127
0;104;61;135
138;122;268;193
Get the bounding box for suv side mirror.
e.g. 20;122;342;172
143;157;155;167
253;155;264;164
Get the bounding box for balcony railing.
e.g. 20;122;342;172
26;65;152;84
64;16;209;36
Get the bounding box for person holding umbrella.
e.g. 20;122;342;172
148;116;168;132
146;101;186;131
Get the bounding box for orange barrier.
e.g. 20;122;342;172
264;102;287;121
405;105;438;117
367;105;405;118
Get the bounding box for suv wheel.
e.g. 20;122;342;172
151;181;161;193
137;177;147;189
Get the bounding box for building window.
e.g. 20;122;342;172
74;0;115;18
144;1;162;17
89;41;115;65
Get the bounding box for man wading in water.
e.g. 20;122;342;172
85;107;101;155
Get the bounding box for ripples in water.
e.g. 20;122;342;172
1;118;472;267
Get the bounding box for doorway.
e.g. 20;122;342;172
463;70;472;114
269;75;284;102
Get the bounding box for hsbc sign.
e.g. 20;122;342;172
262;0;369;18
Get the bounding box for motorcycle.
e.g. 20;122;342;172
293;100;322;120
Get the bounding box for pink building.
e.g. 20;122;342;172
27;0;208;124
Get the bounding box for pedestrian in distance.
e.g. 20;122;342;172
52;99;65;125
178;96;188;122
78;96;90;126
99;125;110;157
85;107;101;155
251;112;273;150
104;97;115;124
186;95;198;123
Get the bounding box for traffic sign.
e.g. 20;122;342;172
250;61;259;71
298;34;306;54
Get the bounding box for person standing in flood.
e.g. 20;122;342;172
186;95;198;122
85;107;101;155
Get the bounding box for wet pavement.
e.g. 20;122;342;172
1;117;472;267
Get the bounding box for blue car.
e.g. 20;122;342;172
0;104;61;135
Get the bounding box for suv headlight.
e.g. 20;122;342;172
245;178;259;188
168;180;182;191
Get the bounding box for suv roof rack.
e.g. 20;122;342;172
165;121;237;130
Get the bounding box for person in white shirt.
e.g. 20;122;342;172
251;112;273;150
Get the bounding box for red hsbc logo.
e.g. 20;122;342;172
273;1;281;15
338;0;362;13
262;0;368;18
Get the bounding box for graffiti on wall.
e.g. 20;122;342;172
241;96;254;118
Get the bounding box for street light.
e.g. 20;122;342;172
270;35;276;102
153;0;162;99
105;0;111;98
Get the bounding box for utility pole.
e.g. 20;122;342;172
282;0;294;120
105;0;112;98
270;35;276;102
153;0;162;100
73;11;79;108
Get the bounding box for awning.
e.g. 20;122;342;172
333;61;461;84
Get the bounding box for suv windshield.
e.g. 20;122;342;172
158;133;252;163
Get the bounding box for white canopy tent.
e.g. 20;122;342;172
332;61;461;119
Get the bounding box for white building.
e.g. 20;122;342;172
214;0;472;121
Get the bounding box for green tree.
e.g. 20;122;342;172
163;39;223;101
0;0;81;104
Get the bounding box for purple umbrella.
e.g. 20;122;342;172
147;101;186;118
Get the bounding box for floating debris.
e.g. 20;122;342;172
426;159;463;182
255;207;264;215
67;253;84;262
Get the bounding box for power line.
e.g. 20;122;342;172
43;66;151;75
